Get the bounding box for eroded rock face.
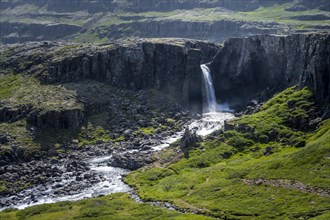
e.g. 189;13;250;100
27;109;85;129
0;39;221;129
42;39;220;111
102;20;281;43
209;33;330;108
0;22;81;44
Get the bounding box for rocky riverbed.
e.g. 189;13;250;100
0;111;234;211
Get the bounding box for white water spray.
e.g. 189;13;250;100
201;64;232;113
201;64;217;112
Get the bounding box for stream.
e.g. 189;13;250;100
0;64;234;211
0;112;234;211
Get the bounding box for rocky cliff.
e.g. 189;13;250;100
209;33;330;108
41;39;220;111
102;20;280;42
1;0;329;44
0;39;221;129
0;22;81;44
0;0;292;13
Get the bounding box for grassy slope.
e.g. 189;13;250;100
0;193;213;220
0;73;83;159
0;73;178;155
78;2;330;42
125;87;330;219
1;2;329;43
1;87;329;219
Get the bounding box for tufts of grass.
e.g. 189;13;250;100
0;193;214;220
125;86;330;219
0;73;83;111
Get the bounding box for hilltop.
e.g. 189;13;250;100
0;0;329;44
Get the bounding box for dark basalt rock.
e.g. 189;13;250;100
0;39;220;129
102;19;281;43
209;33;330;108
290;14;330;21
27;108;85;129
285;5;308;12
0;22;81;44
0;132;9;145
110;152;155;170
40;39;220;112
0;104;32;123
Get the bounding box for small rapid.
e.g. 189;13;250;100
1;157;130;211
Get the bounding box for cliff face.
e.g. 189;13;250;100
0;0;292;13
0;39;221;129
42;39;220;110
209;33;330;107
0;22;81;44
103;20;280;42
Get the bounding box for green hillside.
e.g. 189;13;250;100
1;86;329;219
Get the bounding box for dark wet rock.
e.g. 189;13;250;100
322;108;330;120
309;117;322;129
221;151;232;159
180;127;199;158
83;173;92;180
236;99;262;116
263;146;273;156
27;108;85;129
0;104;32;123
0;132;9;144
123;129;133;140
290;14;330;21
285;5;308;12
110;152;155;170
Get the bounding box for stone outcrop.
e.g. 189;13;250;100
209;33;330;108
102;20;281;42
41;39;220;110
1;0;317;44
27;109;84;129
0;22;81;44
0;0;291;13
0;39;221;129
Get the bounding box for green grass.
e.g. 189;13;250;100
73;32;109;44
0;73;25;99
125;87;330;219
0;193;214;220
0;73;83;111
242;3;330;27
135;126;157;136
230;86;315;146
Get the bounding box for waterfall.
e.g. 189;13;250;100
201;64;233;113
201;64;217;112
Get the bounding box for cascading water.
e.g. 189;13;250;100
201;64;217;112
188;64;235;136
200;64;232;113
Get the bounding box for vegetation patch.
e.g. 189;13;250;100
125;87;330;219
0;193;214;220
